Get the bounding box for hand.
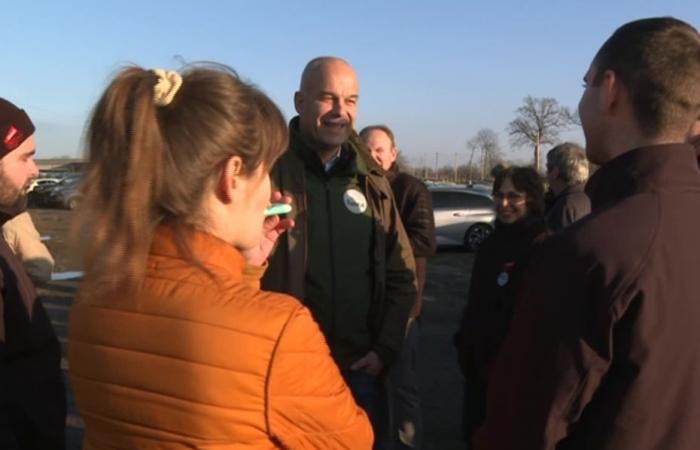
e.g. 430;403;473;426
350;351;384;376
241;191;294;266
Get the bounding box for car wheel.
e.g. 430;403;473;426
464;223;492;252
67;197;80;210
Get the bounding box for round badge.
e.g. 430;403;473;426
496;272;509;287
343;189;368;214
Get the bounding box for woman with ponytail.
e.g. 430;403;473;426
69;65;372;449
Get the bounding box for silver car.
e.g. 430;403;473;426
430;186;495;251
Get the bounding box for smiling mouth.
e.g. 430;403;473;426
322;121;348;129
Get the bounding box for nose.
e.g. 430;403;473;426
331;98;345;117
29;159;39;179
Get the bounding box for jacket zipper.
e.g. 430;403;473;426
325;181;337;345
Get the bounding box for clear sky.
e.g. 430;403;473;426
3;0;698;167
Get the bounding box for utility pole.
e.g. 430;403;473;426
434;152;439;180
467;145;475;186
535;129;541;172
453;152;458;183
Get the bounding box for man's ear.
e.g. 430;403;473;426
294;91;303;114
218;156;243;203
601;70;622;114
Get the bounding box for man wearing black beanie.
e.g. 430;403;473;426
0;97;66;449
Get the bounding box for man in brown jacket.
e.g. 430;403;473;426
475;18;700;450
361;124;436;449
0;98;65;449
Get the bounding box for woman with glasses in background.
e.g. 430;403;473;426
455;166;548;448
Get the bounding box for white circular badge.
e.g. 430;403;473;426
343;189;368;214
496;272;510;287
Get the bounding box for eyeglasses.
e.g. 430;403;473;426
493;191;526;204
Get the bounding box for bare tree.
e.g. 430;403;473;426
508;96;575;171
467;128;503;182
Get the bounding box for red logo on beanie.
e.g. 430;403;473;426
3;125;24;151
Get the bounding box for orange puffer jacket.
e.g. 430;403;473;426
69;226;373;449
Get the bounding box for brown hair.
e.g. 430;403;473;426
493;166;545;218
77;64;288;295
592;17;700;139
359;124;396;147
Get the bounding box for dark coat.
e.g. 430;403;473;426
456;217;548;381
262;117;417;367
545;184;591;231
455;217;547;436
0;213;65;450
385;164;436;318
475;144;700;450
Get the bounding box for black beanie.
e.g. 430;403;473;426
0;97;35;155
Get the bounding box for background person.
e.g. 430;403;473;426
361;124;436;449
455;166;547;448
0;97;65;450
544;142;591;231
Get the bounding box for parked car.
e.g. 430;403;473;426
46;175;82;210
430;186;495;251
29;175;79;207
29;174;82;209
27;177;62;193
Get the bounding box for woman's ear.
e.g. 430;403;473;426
217;156;243;203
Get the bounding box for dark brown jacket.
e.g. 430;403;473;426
385;164;436;318
475;144;700;450
0;212;65;449
545;184;591;232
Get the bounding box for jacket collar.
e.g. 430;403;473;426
494;216;547;242
149;224;247;281
585;143;700;211
385;162;400;182
552;183;585;202
288;116;382;178
0;211;12;227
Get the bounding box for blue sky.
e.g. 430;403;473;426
3;0;698;166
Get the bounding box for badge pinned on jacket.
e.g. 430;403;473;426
497;261;516;287
343;189;368;214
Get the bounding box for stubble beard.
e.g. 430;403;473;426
0;172;28;217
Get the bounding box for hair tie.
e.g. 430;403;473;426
152;69;183;107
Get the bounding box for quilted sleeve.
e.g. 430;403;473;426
266;305;373;449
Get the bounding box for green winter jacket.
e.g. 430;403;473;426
262;117;417;368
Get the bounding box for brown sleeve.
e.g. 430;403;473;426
474;239;614;449
373;184;417;365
